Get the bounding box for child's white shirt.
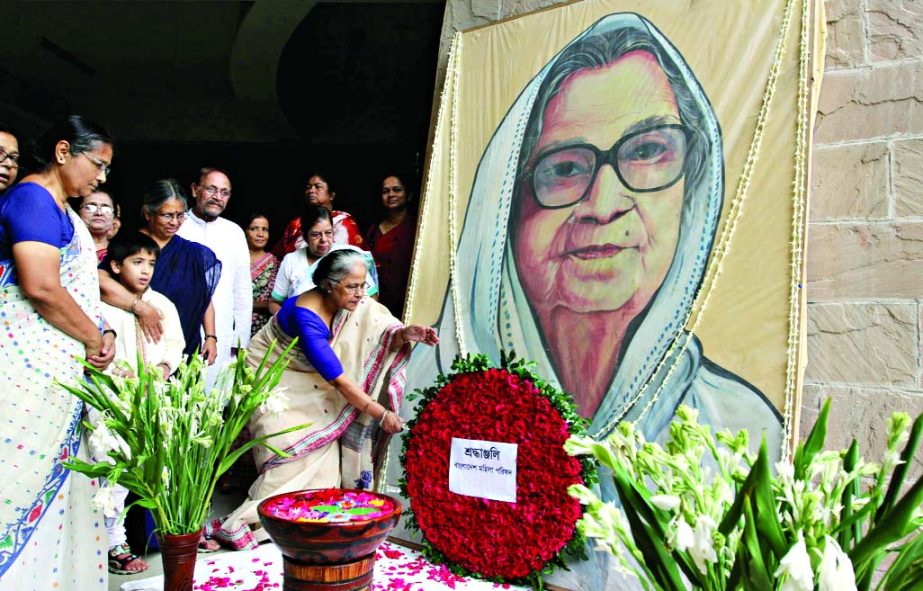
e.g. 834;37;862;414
100;288;184;376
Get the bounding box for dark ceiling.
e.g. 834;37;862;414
0;0;445;232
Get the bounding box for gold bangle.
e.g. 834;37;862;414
129;298;139;314
379;410;390;426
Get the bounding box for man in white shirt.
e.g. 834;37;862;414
178;167;252;388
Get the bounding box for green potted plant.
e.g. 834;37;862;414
565;401;923;590
60;343;308;591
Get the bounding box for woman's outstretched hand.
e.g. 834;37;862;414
401;325;439;346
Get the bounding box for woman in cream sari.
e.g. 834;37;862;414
218;249;437;549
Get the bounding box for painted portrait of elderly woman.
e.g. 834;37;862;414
403;9;787;502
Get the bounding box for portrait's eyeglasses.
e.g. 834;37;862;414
0;148;20;168
307;230;334;240
527;124;691;209
201;185;231;199
157;212;186;222
80;203;115;216
80;152;111;177
338;280;370;295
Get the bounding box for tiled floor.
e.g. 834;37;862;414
106;489;245;591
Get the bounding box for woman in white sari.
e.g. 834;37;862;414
0;116;115;588
217;249;437;550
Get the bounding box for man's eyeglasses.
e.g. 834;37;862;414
338;280;370;295
0;148;20;168
80;203;115;216
157;212;186;222
527;124;691;209
80;152;111;177
307;230;334;240
200;185;231;199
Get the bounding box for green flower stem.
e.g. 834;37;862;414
63;339;302;536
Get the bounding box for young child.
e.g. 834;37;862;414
95;232;185;575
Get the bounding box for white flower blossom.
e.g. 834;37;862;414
688;515;718;575
88;421;131;464
650;494;680;512
818;536;856;591
776;534;814;591
564;435;599;456
91;485;119;518
567;484;597;506
260;387;290;415
674;518;694;552
881;448;904;474
775;460;795;483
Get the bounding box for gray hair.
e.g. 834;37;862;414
312;249;367;291
142;178;188;217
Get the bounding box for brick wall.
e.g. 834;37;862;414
804;0;922;472
435;0;923;466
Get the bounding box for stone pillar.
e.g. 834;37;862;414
806;0;923;474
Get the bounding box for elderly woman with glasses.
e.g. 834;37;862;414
0;122;21;193
74;189;117;262
269;205;378;315
99;178;221;363
215;249;437;550
402;13;783;501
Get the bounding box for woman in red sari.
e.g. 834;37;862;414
245;213;278;336
271;172;363;258
365;173;416;317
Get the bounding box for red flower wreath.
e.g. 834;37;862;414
401;353;596;587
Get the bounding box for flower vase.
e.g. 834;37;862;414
157;529;201;591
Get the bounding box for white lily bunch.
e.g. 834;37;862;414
565;401;923;591
60;342;309;536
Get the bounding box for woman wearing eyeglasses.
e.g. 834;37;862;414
0;122;21;192
75;190;117;262
98;178;221;363
401;13;782;497
0;115;115;587
269;205;378;314
216;249;437;550
270;172;364;259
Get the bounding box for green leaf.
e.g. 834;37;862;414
63;458;112;478
793;398;830;480
611;466;688;590
876;532;923;591
838;440;862;549
877;412;923;522
851;475;923;568
751;440;787;558
738;501;773;590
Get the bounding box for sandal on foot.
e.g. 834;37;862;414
198;535;220;553
108;544;149;575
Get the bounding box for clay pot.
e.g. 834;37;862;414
258;489;402;591
157;529;201;591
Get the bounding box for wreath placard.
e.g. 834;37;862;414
400;352;596;589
